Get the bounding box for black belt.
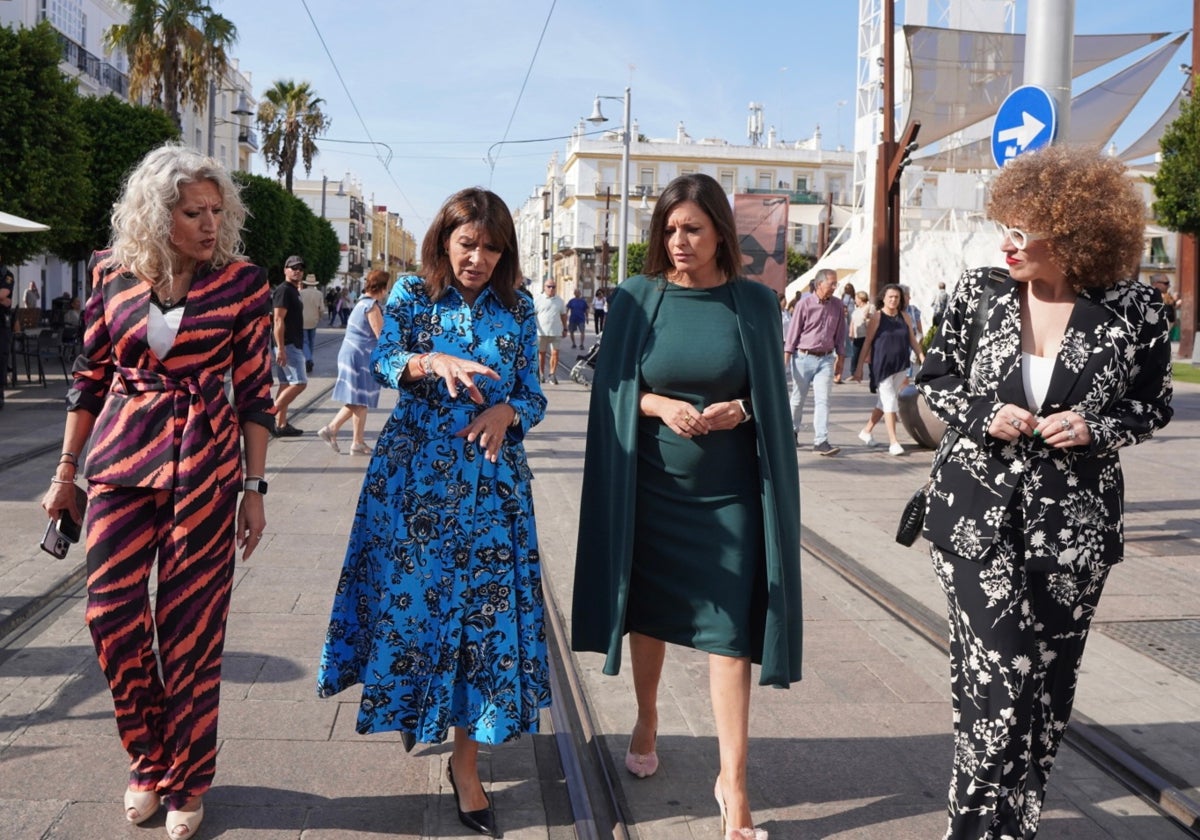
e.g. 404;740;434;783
798;349;833;357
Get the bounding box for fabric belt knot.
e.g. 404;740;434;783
112;366;228;492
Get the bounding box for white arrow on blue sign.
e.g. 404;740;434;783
991;85;1057;168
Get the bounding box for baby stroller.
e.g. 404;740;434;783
569;338;601;388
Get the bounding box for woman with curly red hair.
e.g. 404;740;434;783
916;145;1174;839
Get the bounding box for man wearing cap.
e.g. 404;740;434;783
299;273;325;373
271;256;309;436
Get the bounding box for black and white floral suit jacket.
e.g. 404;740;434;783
916;267;1173;572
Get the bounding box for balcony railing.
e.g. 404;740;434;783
237;129;259;151
57;33;128;97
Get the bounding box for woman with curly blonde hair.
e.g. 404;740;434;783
916;144;1173;839
41;142;274;839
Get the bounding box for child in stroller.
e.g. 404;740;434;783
569;338;601;388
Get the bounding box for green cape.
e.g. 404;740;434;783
570;275;803;688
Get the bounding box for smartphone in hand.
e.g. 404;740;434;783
56;485;86;543
39;484;87;558
40;519;71;558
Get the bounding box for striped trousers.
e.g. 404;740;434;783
84;484;237;811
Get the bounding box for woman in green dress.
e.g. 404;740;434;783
572;173;801;840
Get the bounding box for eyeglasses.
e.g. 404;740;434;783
999;225;1046;250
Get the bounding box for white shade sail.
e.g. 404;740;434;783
0;211;51;233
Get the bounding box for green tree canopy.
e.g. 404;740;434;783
256;79;332;193
104;0;238;128
786;246;813;280
0;22;91;265
235;172;339;284
608;241;649;283
1151;85;1200;235
57;97;180;262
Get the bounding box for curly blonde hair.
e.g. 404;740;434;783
986;145;1145;290
108;142;247;283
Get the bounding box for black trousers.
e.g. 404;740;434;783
931;537;1109;840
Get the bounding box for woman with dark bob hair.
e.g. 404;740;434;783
41;142;274;838
916;144;1173;839
573;173;801;840
318;187;547;838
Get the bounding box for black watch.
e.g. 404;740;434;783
243;477;268;495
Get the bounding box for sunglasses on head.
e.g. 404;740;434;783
999;225;1046;250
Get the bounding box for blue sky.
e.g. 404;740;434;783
213;1;1192;237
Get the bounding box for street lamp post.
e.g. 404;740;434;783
587;87;631;283
206;79;253;158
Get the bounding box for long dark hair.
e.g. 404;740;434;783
643;173;742;281
419;187;522;309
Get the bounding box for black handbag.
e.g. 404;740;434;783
894;270;1000;547
895;485;930;546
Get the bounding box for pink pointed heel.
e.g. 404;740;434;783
124;787;160;824
624;726;658;778
714;779;767;840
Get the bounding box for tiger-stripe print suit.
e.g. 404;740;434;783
70;251;275;810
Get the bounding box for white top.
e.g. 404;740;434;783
147;305;184;359
533;293;566;336
1021;352;1054;414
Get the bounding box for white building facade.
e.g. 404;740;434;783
515;120;854;300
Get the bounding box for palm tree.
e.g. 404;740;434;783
104;0;238;129
256;80;333;193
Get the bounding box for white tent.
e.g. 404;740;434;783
0;211;50;233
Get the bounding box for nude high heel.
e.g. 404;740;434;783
165;799;204;839
124;788;160;824
714;778;767;840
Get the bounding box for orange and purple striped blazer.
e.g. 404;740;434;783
68;251;276;495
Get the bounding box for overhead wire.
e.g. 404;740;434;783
299;0;424;227
488;0;558;186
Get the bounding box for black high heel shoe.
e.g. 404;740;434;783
447;758;499;838
400;730;416;753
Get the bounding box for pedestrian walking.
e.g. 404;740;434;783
782;267;847;455
572;173;800;840
317;187;548;839
917;145;1174;839
533;279;566;383
271;255;308;436
847;290;873;375
852;284;924;455
39;142;274;840
592;287;607;333
299;273;325;373
566;286;589;347
318;269;387;454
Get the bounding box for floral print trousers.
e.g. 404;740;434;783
931;539;1109;840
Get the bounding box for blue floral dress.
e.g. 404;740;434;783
317;275;550;745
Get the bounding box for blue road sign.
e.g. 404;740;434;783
991;85;1057;168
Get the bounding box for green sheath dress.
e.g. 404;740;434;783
626;282;766;657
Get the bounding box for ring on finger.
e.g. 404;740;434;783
1067;428;1077;440
1060;417;1070;430
1010;418;1021;429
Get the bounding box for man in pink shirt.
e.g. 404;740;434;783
782;268;847;455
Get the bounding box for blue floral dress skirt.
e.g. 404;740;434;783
317;275;551;745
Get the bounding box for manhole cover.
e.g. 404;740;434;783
1096;619;1200;683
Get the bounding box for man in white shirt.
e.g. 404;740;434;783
533;280;567;384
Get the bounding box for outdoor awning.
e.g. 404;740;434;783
0;211;50;233
789;204;854;227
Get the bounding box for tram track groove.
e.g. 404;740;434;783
801;525;1200;839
